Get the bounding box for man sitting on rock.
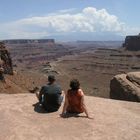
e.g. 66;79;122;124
36;75;64;112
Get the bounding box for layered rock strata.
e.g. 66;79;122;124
110;72;140;102
123;34;140;51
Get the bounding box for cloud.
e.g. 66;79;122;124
0;7;139;40
58;8;76;13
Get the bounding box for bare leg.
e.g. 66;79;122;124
35;92;40;100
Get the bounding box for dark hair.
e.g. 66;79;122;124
48;75;55;82
70;79;80;90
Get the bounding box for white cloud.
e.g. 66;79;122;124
0;7;139;39
58;8;76;13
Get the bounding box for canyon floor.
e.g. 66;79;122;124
2;41;140;98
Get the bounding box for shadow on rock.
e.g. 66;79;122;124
33;102;48;113
60;113;87;119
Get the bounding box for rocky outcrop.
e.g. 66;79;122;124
0;42;13;74
110;72;140;102
0;94;139;140
126;72;140;87
123;34;140;51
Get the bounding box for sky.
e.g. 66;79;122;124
0;0;139;41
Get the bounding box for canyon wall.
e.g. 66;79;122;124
0;42;13;74
123;34;140;51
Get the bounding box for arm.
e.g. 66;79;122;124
81;95;89;118
36;87;44;103
61;92;69;115
80;90;93;119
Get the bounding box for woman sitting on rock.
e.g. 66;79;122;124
61;79;92;118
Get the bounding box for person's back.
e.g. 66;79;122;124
36;75;63;112
61;79;92;118
67;89;84;113
41;83;62;112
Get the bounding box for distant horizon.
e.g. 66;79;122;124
1;38;124;42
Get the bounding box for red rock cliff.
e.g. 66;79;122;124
0;42;13;75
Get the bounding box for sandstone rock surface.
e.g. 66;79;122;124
110;72;140;102
0;94;140;140
126;72;140;87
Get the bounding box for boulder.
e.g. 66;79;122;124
110;72;140;102
126;72;140;87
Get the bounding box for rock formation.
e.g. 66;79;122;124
3;39;55;44
123;33;140;51
0;94;139;140
0;42;13;74
110;72;140;102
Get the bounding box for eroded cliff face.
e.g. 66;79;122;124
123;34;140;51
0;42;13;75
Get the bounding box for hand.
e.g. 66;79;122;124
86;116;94;119
60;113;67;118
